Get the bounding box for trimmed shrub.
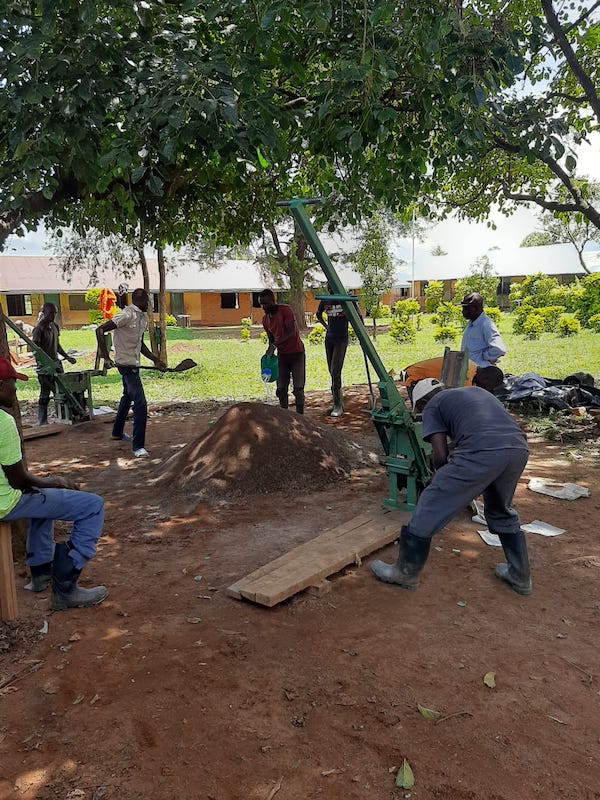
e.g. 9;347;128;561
165;314;177;327
85;288;102;308
536;306;565;332
307;325;325;345
389;318;416;344
369;302;390;319
484;306;501;325
557;315;581;337
424;280;444;313
240;317;252;328
88;309;104;325
240;327;251;341
434;301;459;327
522;313;544;340
433;325;457;343
587;313;600;333
513;304;564;335
85;288;103;324
348;325;358;343
576;273;600;325
259;331;268;344
392;298;420;317
512;303;533;334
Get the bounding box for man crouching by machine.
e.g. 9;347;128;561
371;378;532;595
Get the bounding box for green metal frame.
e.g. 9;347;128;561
3;314;94;422
280;198;431;510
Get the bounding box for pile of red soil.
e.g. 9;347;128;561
157;402;356;499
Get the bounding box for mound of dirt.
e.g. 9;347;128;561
157;402;357;499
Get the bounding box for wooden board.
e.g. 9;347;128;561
22;424;65;441
0;523;17;621
227;508;410;607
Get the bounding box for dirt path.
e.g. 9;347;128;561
1;387;599;800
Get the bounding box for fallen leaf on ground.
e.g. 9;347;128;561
483;672;496;688
395;759;415;789
417;703;441;720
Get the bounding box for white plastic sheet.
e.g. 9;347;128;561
528;478;590;500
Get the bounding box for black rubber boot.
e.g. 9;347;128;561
371;526;431;590
330;388;344;418
50;542;108;611
294;389;305;414
495;531;532;595
25;561;52;592
276;389;289;409
37;402;48;426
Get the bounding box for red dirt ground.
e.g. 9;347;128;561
1;386;599;800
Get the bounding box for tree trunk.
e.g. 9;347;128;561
576;246;590;274
289;228;308;331
156;246;168;365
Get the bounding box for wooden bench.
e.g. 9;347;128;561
0;522;18;621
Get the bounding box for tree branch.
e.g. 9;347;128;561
541;0;600;123
503;191;582;212
546;91;587;104
564;1;600;34
268;224;285;262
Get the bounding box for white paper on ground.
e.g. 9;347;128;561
528;478;590;500
520;520;566;537
93;406;115;415
470;499;484;516
478;530;502;547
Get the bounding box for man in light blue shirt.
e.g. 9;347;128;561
460;292;506;392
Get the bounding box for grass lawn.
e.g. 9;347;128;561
10;314;600;408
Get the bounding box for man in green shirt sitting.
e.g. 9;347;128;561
0;358;107;610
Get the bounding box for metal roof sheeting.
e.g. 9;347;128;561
0;244;597;294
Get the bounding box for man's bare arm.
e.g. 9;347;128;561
3;460;79;492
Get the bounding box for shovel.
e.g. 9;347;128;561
138;358;198;373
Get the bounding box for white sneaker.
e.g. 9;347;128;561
133;447;149;458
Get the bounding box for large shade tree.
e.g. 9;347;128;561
1;1;528;248
3;1;574;329
431;1;600;238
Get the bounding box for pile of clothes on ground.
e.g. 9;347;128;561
496;372;600;411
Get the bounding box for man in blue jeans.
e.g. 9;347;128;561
0;357;107;611
96;288;165;457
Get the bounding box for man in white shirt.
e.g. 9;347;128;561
96;288;165;458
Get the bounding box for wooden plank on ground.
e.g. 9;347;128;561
227;509;410;607
0;523;18;621
22;425;65;441
226;513;374;600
